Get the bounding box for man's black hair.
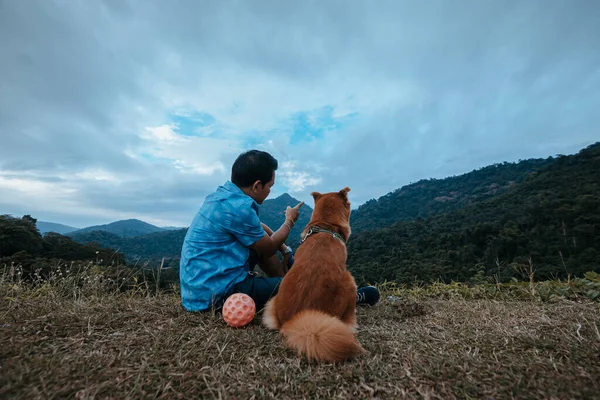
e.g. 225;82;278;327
231;150;278;187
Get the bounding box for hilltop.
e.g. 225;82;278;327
68;219;166;238
350;157;554;232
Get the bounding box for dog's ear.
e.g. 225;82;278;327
311;192;322;201
338;187;351;198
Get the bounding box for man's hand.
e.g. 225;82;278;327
285;201;304;224
251;201;304;258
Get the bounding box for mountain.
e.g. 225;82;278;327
350;157;555;233
68;219;165;238
68;194;312;260
347;142;600;285
36;221;79;235
259;193;313;248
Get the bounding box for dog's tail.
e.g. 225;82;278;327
279;310;365;362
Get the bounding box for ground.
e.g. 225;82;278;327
2;283;599;399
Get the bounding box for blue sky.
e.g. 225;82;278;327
0;0;599;228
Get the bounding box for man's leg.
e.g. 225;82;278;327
258;253;288;277
229;274;283;311
216;241;283;311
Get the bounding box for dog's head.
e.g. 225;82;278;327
308;187;352;240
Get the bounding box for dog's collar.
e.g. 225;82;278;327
300;225;346;245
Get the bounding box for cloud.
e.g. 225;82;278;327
278;161;323;193
1;0;599;226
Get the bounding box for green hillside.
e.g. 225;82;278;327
350;157;554;233
347;142;600;285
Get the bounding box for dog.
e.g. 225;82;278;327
262;187;365;362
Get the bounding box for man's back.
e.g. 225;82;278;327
180;181;265;311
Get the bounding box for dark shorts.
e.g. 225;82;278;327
215;249;282;312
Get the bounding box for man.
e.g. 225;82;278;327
180;149;379;312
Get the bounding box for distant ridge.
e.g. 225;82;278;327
68;219;165;238
68;193;314;259
37;221;79;235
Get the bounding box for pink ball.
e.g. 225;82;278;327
222;293;256;328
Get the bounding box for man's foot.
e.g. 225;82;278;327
356;286;380;306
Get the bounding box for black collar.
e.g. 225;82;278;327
300;225;346;245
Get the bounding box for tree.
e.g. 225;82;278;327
0;215;44;257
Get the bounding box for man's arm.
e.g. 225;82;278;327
261;223;290;254
250;202;303;257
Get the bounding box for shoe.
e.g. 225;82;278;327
356;286;380;306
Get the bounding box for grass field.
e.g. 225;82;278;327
1;263;599;399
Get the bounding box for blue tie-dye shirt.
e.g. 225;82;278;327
180;181;266;311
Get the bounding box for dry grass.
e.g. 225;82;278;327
1;266;600;399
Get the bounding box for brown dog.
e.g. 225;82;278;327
262;187;365;362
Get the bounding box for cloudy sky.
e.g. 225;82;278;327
1;0;599;228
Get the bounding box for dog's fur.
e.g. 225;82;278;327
262;187;365;362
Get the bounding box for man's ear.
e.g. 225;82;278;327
311;192;321;201
338;187;351;198
252;180;262;191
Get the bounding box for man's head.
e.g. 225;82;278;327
231;150;278;204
